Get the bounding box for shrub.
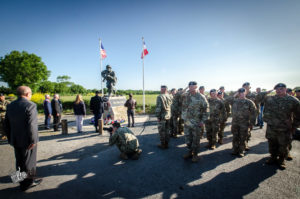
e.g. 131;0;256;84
31;93;45;104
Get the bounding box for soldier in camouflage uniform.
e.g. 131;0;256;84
295;89;300;101
205;89;226;149
155;85;172;149
242;82;258;149
0;93;10;140
182;81;209;162
199;86;207;139
109;122;142;160
226;88;256;157
219;86;229;99
217;91;230;144
169;88;177;137
257;83;300;169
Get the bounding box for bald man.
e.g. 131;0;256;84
5;86;42;191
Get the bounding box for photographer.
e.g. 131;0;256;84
108;122;142;160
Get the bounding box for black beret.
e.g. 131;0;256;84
238;88;246;93
242;82;250;87
189;81;197;86
210;89;216;93
274;83;286;89
106;65;111;68
161;85;167;89
219;86;224;90
286;88;293;92
295;89;300;92
199;86;204;89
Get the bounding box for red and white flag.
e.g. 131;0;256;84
100;43;107;59
141;40;149;59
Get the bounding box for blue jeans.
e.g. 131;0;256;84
258;105;264;126
44;115;51;129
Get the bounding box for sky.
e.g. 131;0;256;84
0;0;299;91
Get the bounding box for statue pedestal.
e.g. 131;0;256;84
103;96;127;124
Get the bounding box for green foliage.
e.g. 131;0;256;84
0;51;50;91
70;84;86;94
0;86;13;95
56;75;71;83
38;81;55;93
53;82;70;94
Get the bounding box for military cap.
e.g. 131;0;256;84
199;86;205;89
0;93;4;96
219;86;224;90
295;89;300;93
210;89;216;93
217;91;223;95
106;65;111;69
286;88;293;92
171;88;176;92
178;88;183;91
161;85;167;89
189;81;197;86
238;88;246;93
274;83;286;89
242;82;250;87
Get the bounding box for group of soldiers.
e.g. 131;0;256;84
155;81;300;169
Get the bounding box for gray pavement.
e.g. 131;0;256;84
0;115;300;199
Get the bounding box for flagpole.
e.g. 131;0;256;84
99;38;104;96
142;37;145;113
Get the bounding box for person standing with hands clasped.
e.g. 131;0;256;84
124;93;137;127
73;94;86;133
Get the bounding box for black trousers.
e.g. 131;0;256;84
53;115;61;131
14;146;37;188
127;110;135;126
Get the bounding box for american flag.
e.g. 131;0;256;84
141;40;149;59
100;43;107;59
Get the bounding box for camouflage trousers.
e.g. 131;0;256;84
117;139;139;154
158;119;170;144
0;118;6;137
184;125;201;154
178;117;184;134
219;119;227;140
205;120;219;146
266;125;291;159
231;122;248;154
170;115;177;135
200;125;205;138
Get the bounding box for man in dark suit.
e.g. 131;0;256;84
51;94;62;131
43;94;52;129
90;91;104;132
5;86;42;191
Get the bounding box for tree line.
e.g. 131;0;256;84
0;50;160;95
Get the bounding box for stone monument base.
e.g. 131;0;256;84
103;96;127;125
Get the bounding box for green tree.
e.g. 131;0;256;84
54;82;69;94
0;51;50;91
38;81;55;93
70;84;86;94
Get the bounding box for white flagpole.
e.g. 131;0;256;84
142;37;145;113
99;38;104;96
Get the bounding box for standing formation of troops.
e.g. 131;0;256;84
155;82;300;169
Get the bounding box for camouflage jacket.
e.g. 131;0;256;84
155;93;172;120
171;92;183;115
226;97;256;125
0;100;10;119
207;98;226;123
181;92;209;126
262;94;300;130
109;127;139;153
219;97;231;118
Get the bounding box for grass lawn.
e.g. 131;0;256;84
60;94;158;105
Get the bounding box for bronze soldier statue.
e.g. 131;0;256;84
101;65;117;96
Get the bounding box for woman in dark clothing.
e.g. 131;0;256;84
73;94;86;133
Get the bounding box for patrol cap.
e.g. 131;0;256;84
242;82;250;87
217;91;223;95
0;93;4;96
210;89;216;93
106;65;111;69
199;86;205;89
295;89;300;92
238;88;246;93
274;83;286;89
161;85;167;89
286;88;293;92
189;81;197;86
219;86;224;90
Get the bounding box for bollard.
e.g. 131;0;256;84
61;119;68;135
98;119;103;135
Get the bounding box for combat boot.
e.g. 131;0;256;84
183;151;193;159
120;152;129;160
157;142;167;149
245;142;250;151
210;145;216;150
191;152;199;163
265;156;277;165
277;157;286;170
218;138;223;145
286;152;293;161
131;149;142;160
